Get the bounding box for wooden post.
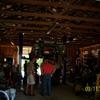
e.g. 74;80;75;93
19;33;23;73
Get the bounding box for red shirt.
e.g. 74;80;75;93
41;61;54;75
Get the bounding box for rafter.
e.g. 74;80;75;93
0;19;99;30
0;0;100;47
54;29;100;35
4;11;100;23
7;0;100;12
0;19;52;25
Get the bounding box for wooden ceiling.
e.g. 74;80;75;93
0;0;100;47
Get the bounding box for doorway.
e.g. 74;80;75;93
21;46;32;78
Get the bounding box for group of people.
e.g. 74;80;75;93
0;61;21;89
0;61;21;100
23;57;56;96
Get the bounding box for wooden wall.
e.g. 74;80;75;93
66;46;78;66
0;45;18;64
80;44;100;58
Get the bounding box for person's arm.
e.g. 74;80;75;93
40;63;44;75
51;64;56;76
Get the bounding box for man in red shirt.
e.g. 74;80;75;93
41;58;56;96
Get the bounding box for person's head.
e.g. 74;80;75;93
31;57;37;63
25;61;27;63
47;57;54;64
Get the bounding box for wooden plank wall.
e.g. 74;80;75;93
0;45;18;64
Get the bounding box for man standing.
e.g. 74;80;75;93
41;58;56;96
23;61;27;92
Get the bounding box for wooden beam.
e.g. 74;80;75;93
62;23;100;30
1;27;99;34
8;0;100;12
54;29;100;35
17;27;48;31
0;19;52;25
7;0;63;8
1;19;99;30
5;11;100;23
4;34;44;38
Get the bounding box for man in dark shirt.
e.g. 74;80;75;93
24;61;27;76
23;61;28;92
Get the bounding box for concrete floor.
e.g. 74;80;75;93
16;85;89;100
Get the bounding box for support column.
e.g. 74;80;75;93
19;33;23;71
62;45;67;85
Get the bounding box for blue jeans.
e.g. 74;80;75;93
41;74;52;96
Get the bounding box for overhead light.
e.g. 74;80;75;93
66;41;70;43
73;38;77;41
4;58;7;62
51;37;54;39
23;33;25;35
52;8;57;12
56;22;59;25
46;31;50;34
6;5;12;9
11;41;14;46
